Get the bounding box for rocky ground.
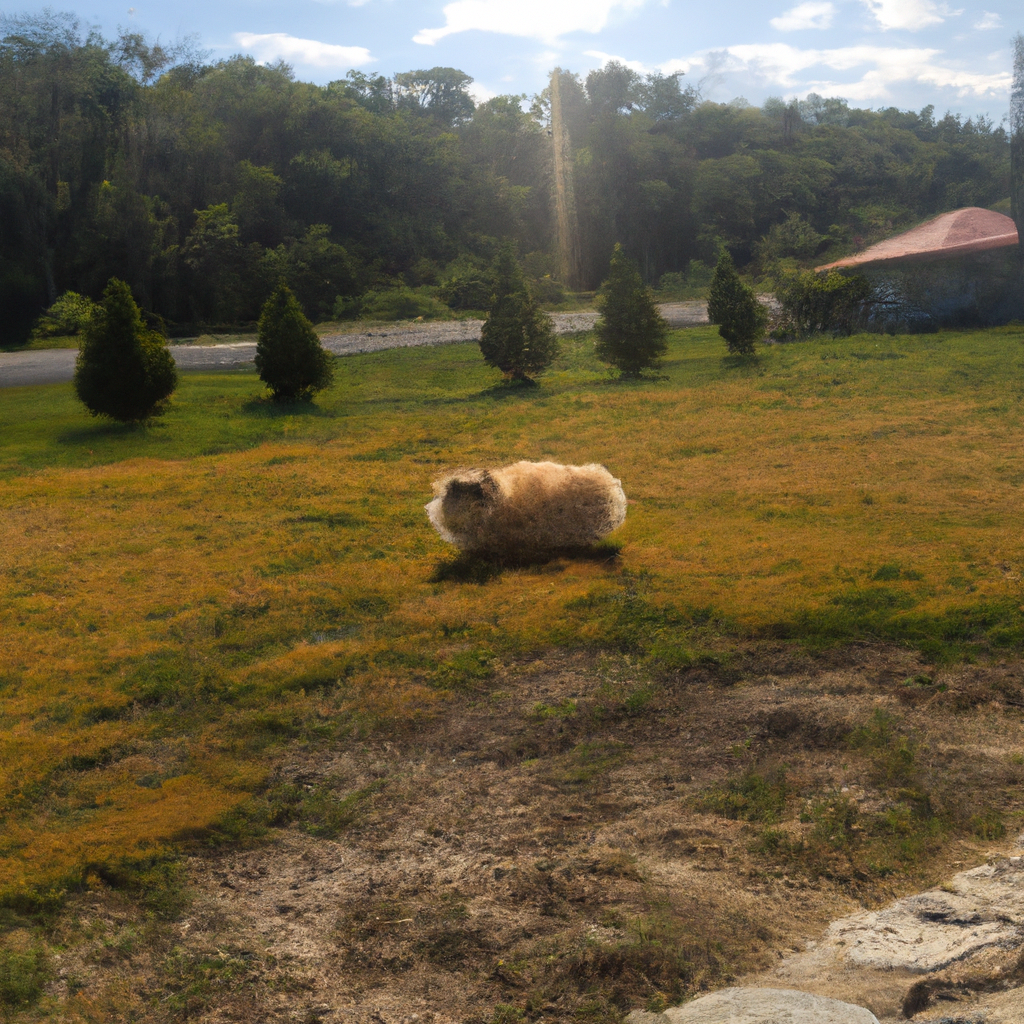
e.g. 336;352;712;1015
37;645;1024;1023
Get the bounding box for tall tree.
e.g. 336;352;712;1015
1012;32;1024;260
550;68;583;290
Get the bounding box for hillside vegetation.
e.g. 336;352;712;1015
0;11;1011;344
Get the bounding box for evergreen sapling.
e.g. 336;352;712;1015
255;282;334;401
594;243;668;376
479;243;558;382
707;250;768;355
73;278;177;422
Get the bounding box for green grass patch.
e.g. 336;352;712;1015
4;323;1024;900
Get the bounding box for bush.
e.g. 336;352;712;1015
754;212;824;271
479;242;559;382
73;278;177;421
707;251;768;355
0;945;48;1009
32;290;98;338
437;256;492;310
359;286;452;321
522;251;566;305
775;269;871;337
656;260;713;299
255;282;334;401
595;243;668;376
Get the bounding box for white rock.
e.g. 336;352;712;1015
826;858;1024;972
625;987;878;1024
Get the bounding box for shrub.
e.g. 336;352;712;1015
707;251;768;355
656;260;713;299
255;282;334;401
775;269;871;337
32;290;98;338
754;212;824;270
359;286;452;321
479;242;558;382
73;278;177;421
522;251;566;305
595;243;669;376
437;256;492;310
0;945;48;1009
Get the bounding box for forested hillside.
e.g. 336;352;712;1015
0;11;1011;344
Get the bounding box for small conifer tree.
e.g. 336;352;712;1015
255;282;334;401
707;250;768;355
594;243;668;376
479;242;558;382
74;278;177;422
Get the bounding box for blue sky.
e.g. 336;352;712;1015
8;0;1020;119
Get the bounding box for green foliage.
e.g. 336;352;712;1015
182;204;243;323
262;225;359;322
437;255;493;310
656;260;713;299
0;16;1015;334
359;286;453;321
73;277;177;422
1011;33;1023;255
594;243;669;376
479;242;559;381
255;283;334;401
31;290;98;338
696;768;790;823
754;212;825;270
707;251;768;355
775;269;872;337
0;944;48;1009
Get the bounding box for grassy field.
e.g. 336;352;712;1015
2;325;1024;1016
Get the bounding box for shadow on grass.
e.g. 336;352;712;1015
57;420;149;444
594;372;670;385
721;353;761;371
472;377;542;401
240;396;334;417
430;542;622;584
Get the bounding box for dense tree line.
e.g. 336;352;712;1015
0;11;1012;344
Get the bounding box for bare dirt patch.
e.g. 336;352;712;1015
45;647;1024;1023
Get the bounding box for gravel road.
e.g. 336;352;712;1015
0;301;707;388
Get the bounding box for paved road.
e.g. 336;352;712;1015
0;302;708;389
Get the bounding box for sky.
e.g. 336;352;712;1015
5;0;1020;120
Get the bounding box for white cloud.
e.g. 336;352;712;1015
233;32;372;68
859;0;951;31
467;81;499;103
770;2;836;31
414;0;646;46
583;50;650;73
974;11;1001;29
684;42;1009;100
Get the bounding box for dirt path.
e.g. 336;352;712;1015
0;303;708;388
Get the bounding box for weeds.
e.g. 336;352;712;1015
696;769;790;823
0;944;48;1009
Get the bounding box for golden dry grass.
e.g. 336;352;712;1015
2;325;1023;900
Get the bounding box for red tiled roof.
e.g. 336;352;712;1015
817;207;1018;271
